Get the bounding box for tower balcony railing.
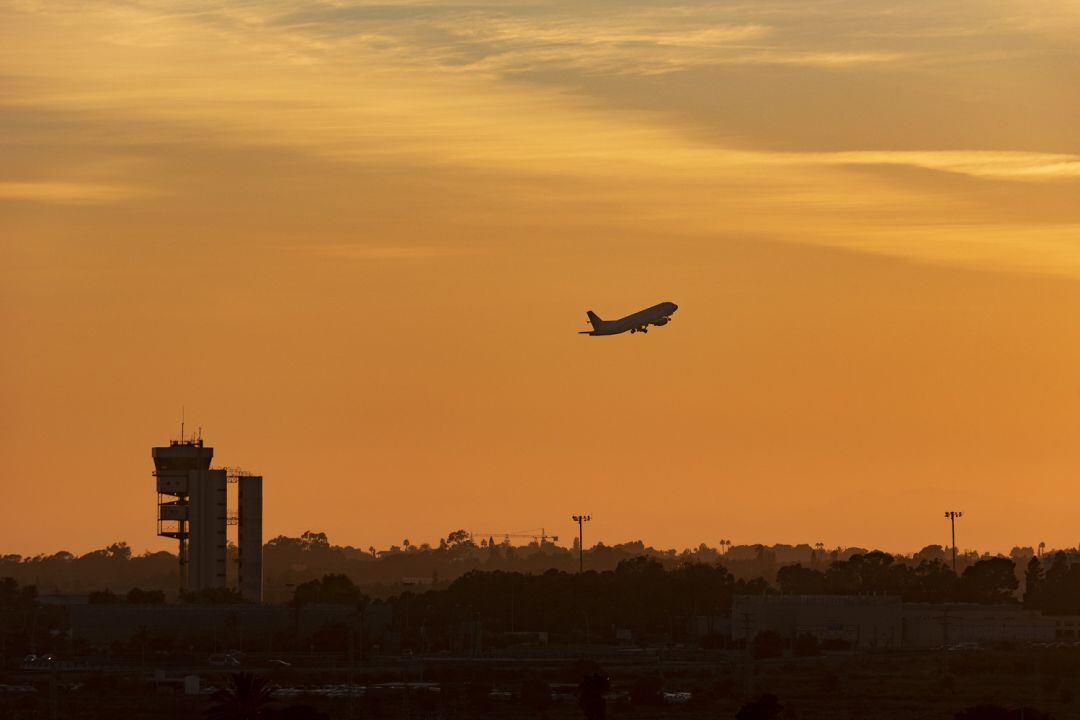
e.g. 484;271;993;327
219;466;258;482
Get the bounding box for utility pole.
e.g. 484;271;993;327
944;511;963;572
571;515;591;573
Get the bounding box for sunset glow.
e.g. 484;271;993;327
3;0;1080;556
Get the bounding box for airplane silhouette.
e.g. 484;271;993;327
579;302;678;336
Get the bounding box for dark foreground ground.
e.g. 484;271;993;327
3;646;1078;719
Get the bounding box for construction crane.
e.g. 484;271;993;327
469;529;559;545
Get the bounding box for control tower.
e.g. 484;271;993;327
153;435;263;601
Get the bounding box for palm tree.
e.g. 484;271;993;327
578;673;610;720
206;672;276;720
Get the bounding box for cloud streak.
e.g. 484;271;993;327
2;0;1080;278
0;181;154;204
312;244;466;260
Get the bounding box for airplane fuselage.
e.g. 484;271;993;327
580;301;678;336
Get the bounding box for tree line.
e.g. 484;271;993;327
285;551;1077;653
0;530;1047;601
6;549;1080;660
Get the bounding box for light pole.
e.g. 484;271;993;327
945;511;963;572
572;515;591;573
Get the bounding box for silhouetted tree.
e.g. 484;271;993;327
292;573;368;606
578;672;610;720
1024;556;1044;609
466;682;493;713
88;588;121;604
956;558;1018;604
126;587;165;604
183;587;246;604
300;531;329;548
446;530;471;547
519;674;553;717
1038;551;1080;615
736;693;783;720
628;674;664;706
1009;546;1035;567
268;706;328;720
954;704;1053;720
916;545;948;564
207;672;276;720
0;577;35;606
793;632;821;657
752;630;784;660
777;564;826;594
908;559;958;602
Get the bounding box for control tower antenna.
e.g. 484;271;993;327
181;406;185;442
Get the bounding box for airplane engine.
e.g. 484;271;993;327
652;317;670;326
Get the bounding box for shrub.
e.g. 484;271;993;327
954;705;1053;720
736;693;783;720
520;674;552;715
628;674;664;706
752;631;784;660
793;633;821;657
579;672;610;720
466;682;492;713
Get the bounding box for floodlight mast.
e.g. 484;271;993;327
945;511;964;572
571;514;592;573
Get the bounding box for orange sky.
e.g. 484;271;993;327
3;0;1080;557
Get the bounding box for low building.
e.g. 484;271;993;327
70;602;393;648
70;604;289;646
687;615;729;642
902;604;1055;647
733;595;902;650
1042;615;1080;641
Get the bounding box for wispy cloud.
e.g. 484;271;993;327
313;244;465;260
0;181;154;204
732;150;1080;182
261;3;912;76
3;0;1080;278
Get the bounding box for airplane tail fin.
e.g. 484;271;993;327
586;310;603;329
